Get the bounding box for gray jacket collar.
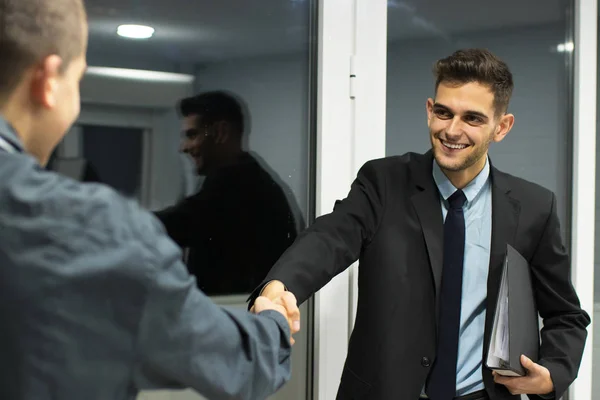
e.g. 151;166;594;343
0;115;25;153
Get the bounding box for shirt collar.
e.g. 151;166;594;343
0;115;25;153
432;156;490;206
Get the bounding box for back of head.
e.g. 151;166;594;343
0;0;86;105
179;91;246;135
433;48;514;115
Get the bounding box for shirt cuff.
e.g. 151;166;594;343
259;280;288;296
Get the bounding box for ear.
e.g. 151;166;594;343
426;98;435;128
492;113;515;143
214;121;230;144
30;55;63;109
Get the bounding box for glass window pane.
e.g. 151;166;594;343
49;1;317;399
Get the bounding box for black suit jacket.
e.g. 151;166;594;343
156;153;297;295
252;151;590;400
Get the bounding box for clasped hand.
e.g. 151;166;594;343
251;281;300;345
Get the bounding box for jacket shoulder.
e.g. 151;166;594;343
492;168;555;217
0;157;172;266
361;152;427;173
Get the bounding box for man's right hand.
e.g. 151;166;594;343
252;281;300;344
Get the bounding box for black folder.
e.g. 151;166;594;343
485;244;540;376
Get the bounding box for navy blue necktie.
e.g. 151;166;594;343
427;189;467;400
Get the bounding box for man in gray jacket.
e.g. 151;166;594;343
0;0;300;399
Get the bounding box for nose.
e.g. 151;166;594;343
445;116;464;139
180;139;191;153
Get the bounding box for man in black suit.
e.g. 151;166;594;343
250;49;590;400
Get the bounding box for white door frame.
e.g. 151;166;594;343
312;0;354;397
569;0;597;398
313;0;387;398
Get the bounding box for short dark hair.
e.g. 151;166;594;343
179;91;245;134
0;0;86;104
433;48;514;115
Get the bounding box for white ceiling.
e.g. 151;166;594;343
84;0;570;68
85;0;310;67
387;0;568;42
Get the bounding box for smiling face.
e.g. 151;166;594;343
180;115;213;175
426;81;514;187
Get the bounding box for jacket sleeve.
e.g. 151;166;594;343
153;186;222;248
133;215;292;400
529;192;591;399
249;160;387;305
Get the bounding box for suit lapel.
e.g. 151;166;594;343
483;166;520;360
409;152;444;299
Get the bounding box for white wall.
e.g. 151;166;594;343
80;74;194;110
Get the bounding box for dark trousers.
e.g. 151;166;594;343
420;389;489;400
455;390;489;400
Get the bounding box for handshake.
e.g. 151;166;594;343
251;280;301;345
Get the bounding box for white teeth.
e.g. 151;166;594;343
442;140;467;150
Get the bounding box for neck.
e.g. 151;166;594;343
203;148;244;176
441;154;487;189
219;146;244;165
0;93;48;166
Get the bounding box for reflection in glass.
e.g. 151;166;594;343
48;0;314;296
154;91;300;295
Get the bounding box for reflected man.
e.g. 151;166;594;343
156;91;298;295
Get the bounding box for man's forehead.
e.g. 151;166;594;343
182;115;200;128
435;82;494;114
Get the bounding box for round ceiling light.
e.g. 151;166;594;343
117;24;155;39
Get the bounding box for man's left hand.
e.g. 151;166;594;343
493;355;554;396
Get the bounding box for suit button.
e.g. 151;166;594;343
421;357;431;367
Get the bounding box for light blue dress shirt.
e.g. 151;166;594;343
432;158;492;396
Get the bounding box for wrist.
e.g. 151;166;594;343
540;370;554;395
261;280;286;298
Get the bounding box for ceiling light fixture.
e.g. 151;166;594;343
86;67;195;83
117;24;155;39
556;42;574;53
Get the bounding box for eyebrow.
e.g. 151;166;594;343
433;102;489;120
182;128;200;137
